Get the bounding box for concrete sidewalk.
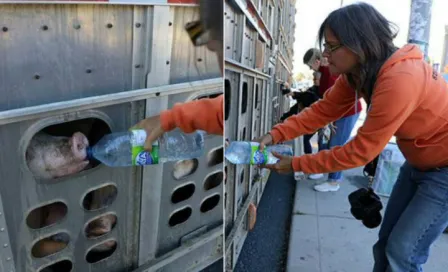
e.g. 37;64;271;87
286;167;448;272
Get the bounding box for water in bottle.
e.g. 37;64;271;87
224;141;293;165
86;129;205;167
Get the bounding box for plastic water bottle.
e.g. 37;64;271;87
224;141;293;165
86;129;205;167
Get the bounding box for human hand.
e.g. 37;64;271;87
259;152;293;174
253;133;273;152
131;115;166;151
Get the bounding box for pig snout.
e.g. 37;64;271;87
86;215;117;253
173;160;196;179
71;132;89;161
86;215;116;238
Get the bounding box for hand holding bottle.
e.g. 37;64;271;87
132;115;165;152
259;152;294;174
253;133;274;152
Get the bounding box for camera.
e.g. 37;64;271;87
348;187;383;228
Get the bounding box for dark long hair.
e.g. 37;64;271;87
318;2;398;101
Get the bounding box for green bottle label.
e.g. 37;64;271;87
131;130;159;166
250;144;268;165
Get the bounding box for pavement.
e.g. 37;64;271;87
286;167;448;272
235;171;296;272
286;102;448;272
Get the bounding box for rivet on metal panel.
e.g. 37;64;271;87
168;22;172;26
6;257;11;261
231;20;234;23
166;61;170;65
135;23;142;28
106;23;113;29
3;243;8;247
135;64;141;68
197;58;203;62
2;27;8;32
73;24;81;30
41;25;49;31
86;69;92;74
34;74;40;80
0;228;4;231
227;46;230;49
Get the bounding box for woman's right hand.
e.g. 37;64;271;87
253;133;273;151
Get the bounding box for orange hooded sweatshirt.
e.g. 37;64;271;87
270;45;448;173
160;95;223;135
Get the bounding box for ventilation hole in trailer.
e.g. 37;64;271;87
26;201;68;229
169;207;192;227
242;82;248;114
255;84;259;109
86;240;117;263
85;213;117;239
173;159;199;180
32;232;70;258
38;259;73;272
207;147;223;167
240;169;245;184
224;193;227;209
242;127;246;140
200;194;220;213
171;183;195;204
204;172;223;191
82;184;117;211
225;79;231;121
224;166;228;184
26;118;111;181
196;93;222;100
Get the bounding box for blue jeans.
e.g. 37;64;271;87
320;113;360;180
373;162;448;272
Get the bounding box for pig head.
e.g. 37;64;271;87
26;132;90;180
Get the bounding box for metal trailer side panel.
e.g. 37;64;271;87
0;4;135;112
0;104;142;272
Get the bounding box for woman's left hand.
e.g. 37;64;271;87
259;152;294;174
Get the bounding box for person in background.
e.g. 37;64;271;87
134;0;224;150
303;48;362;191
281;73;320;155
256;3;448;271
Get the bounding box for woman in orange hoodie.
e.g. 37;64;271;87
257;3;448;271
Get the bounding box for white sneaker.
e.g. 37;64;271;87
308;173;324;180
314;182;340;192
294;172;305;181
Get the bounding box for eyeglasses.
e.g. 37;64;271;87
323;43;343;53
